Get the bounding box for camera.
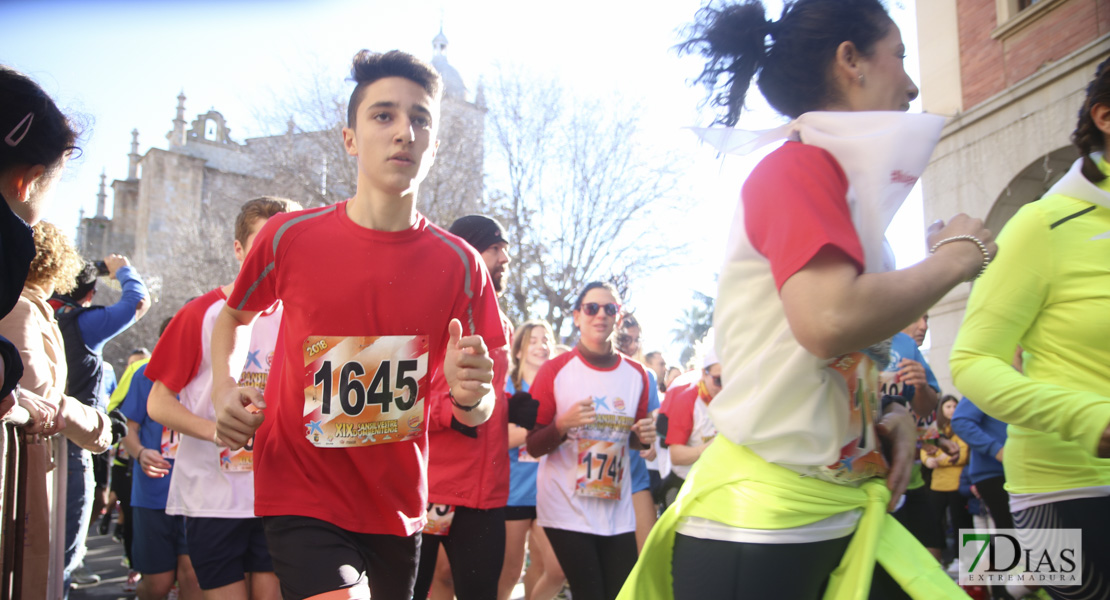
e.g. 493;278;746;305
94;261;110;276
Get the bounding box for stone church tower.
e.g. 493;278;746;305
77;32;487;371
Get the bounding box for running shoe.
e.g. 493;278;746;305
123;571;141;593
70;565;101;586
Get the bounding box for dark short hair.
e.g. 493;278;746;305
69;261;100;301
346;50;443;128
573;281;622;311
681;0;893;123
234;197;301;246
0;65;81;173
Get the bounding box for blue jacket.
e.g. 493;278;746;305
950;397;1007;484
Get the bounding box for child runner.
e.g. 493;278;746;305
119;355;202;600
211;50;505;600
526;281;656;600
146;196;300;600
621;1;996;598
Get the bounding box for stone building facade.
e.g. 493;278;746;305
915;0;1108;394
77;32;486;371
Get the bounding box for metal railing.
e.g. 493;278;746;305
0;406;30;600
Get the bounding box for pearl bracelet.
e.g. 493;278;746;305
929;234;992;281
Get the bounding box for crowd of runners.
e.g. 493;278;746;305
2;0;1110;599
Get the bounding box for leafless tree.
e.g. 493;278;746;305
486;66;688;339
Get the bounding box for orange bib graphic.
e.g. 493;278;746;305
303;335;428;448
422;503;455;536
161;427;179;459
575;439;627;500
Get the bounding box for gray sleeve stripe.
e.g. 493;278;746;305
427;227;477;335
236;204;338;311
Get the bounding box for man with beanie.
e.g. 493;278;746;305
412;214;519;600
53;254;150;588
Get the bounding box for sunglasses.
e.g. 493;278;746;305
580;302;620;317
705;370;722;387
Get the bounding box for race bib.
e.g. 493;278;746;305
422;503;454;536
303;335;428;448
818;349;889;483
160;427;179;459
575;439;627;500
518;446;538;463
219;442;254;472
115;444;130;462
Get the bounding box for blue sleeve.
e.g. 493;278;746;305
119;365;150;426
648;370;660;412
950;397;1004;458
913;346;941;393
505;377;517;395
76;266;149;352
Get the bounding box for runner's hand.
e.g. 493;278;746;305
639;447;657;461
875;403;916;512
631;417;656;447
214;386;265;450
444;318;493;407
896;359;928;389
926;215;997;281
137;447;171;479
557;398;596;434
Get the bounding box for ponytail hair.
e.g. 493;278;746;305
1072;56;1110;184
681;0;894;124
0;66;81;174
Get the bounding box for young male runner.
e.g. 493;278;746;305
211;50;505;600
413;215;520;600
146;197;300;600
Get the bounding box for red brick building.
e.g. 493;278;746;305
916;0;1108;394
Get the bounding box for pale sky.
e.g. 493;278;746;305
1;0;925;361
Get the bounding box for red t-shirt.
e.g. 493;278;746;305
743;141;864;289
227;202;507;536
145;288;225;391
662;383;700;447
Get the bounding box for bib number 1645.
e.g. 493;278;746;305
313;359;418;417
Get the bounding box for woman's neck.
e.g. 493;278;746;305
520;363;539;386
576;339;619;369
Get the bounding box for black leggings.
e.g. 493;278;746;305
412;506;506;600
671;533;910;600
544;527;637;600
932;488;973;542
975;476;1013;530
1013;496;1110;600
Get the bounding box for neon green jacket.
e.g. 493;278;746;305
950;156;1110;494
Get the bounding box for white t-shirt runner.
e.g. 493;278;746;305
145;288;281;518
531;349;650;536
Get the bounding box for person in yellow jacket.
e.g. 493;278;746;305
951;58;1110;598
619;1;997;599
921;396;972;565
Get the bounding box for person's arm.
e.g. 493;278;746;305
58;394;112;453
75;258;150;352
147;380;218;443
210;305;263;449
670;441;711;466
950;205;1110;457
950;399;1004;460
122;420;170;479
780;220;992;359
508;423;528;449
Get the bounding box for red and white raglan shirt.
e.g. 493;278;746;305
677;142;888;544
663;382;717;480
227;203;506;536
145;289;282;518
531;349;650;536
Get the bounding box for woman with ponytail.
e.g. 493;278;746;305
951;58;1110;599
620;1;995;599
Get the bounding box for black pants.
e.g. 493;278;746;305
263;515;420;600
110;462;133;565
1013;496;1110;600
544;527;637;600
672;532;910;600
412;506;505;600
932;488;973;542
975;476;1013;530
